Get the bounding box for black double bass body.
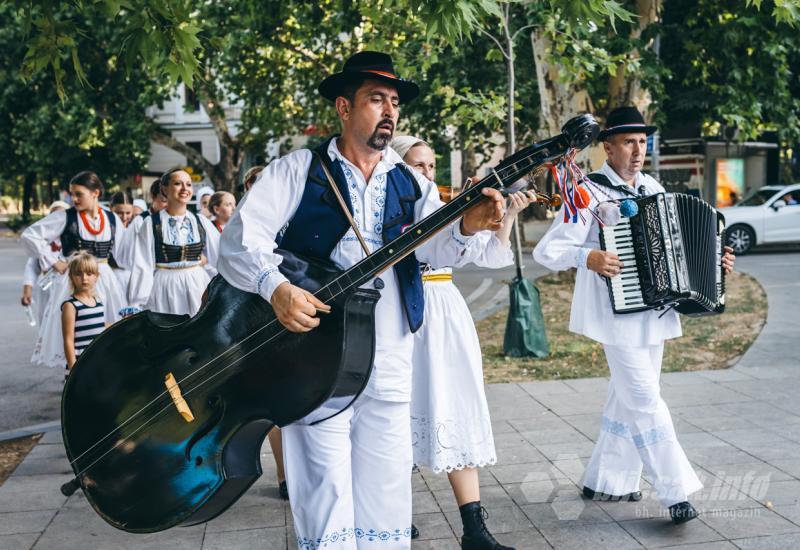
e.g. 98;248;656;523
62;252;379;532
60;114;600;533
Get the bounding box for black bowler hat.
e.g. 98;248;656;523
597;106;657;141
318;51;420;104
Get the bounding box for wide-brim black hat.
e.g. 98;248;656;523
597;106;657;140
318;51;420;104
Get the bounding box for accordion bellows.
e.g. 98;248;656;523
600;193;726;316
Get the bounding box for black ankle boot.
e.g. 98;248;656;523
669;501;698;525
459;501;515;550
410;523;419;539
278;481;289;501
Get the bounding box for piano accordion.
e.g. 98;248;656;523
599;193;726;316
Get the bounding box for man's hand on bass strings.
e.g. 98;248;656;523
271;282;331;333
587;250;623;278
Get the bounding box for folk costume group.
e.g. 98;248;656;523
19;50;735;549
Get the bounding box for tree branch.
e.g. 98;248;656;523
150;125;215;175
512;24;540;42
479;28;509;59
194;79;233;148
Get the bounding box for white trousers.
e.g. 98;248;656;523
282;394;413;550
582;343;703;508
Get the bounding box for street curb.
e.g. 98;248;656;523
0;420;60;442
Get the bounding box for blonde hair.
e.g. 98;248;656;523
67;251;100;295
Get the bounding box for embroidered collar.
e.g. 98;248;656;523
327;138;398;183
600;161;648;196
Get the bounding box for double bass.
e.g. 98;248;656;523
60;115;599;532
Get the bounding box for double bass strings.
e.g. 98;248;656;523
68;143;568;477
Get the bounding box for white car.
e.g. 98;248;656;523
720;184;800;254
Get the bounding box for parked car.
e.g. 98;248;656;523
720;184;800;254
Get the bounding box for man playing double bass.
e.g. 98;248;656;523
218;51;505;549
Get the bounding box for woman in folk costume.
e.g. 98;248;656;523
127;168;219;316
394;136;534;550
20;200;70;326
108;191;137;292
533;107;735;524
22;172;128;367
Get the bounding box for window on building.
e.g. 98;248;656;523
184;87;200;112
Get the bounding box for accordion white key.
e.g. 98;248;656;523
599;193;726;316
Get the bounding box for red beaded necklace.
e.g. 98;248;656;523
80;209;105;236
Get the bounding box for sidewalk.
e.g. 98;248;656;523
1;252;798;549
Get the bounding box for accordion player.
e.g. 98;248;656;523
600;193;726;316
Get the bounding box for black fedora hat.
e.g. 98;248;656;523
318;51;420;104
597;106;657;141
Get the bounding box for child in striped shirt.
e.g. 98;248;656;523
61;251;107;379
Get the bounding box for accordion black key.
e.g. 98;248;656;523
599;193;726;316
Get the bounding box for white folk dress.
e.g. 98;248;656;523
411;236;513;472
127;209;219;316
21;209;128;367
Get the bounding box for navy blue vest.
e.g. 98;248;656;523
279;137;425;332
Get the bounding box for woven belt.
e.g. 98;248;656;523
155;263;201;271
421;273;453;283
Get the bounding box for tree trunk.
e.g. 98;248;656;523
531;29;594;137
607;0;660;117
22;172;35;223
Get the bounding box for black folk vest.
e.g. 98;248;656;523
151;211;206;263
60;208;116;260
278;137;425;332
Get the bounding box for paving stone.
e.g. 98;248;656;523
0;485;67;514
495;442;548;465
411;511;454;541
732;533;800;549
506;478;577;507
769;459;800;479
619;516;724;548
521;499;614;529
660;542;738;549
0;533;38;550
519;428;593;447
0;510;56;536
539;521;644;549
490;461;562;485
660;372;710;386
517;380;577;398
38;432;63;445
563;378;609;393
410;537;462;549
698;461;794;484
535;440;596;461
411;489;441;514
699;508;800;539
202;526;287;550
10;457;72;477
206;504;286;533
750;479;800;506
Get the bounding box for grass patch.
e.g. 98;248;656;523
477;270;767;383
0;434;42;486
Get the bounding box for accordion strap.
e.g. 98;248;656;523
586;172;639;198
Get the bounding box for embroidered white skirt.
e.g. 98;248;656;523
410;274;497;473
31;262;127;367
146;265;210;317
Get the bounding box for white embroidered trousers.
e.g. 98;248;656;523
282;394;413;550
582;343;703;508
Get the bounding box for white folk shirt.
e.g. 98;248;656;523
20;209;127;271
219;138;485;402
533;161;682;347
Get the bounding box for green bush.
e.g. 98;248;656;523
5;214;44;233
